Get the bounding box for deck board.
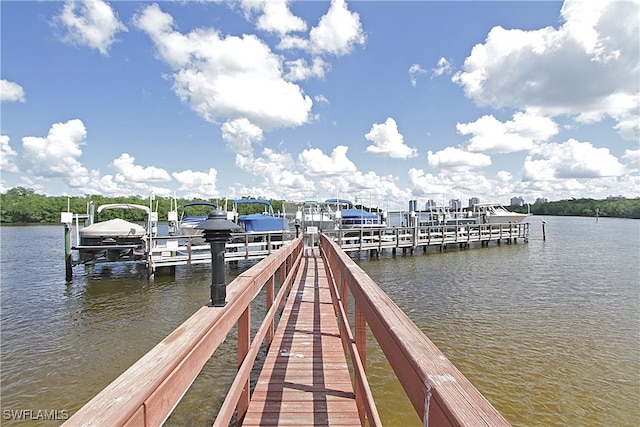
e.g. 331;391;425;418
242;248;360;426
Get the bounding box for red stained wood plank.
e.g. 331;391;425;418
243;248;361;426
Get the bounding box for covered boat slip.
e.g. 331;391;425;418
63;235;510;426
73;203;156;264
238;213;290;233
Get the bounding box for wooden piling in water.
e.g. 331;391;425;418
64;223;72;281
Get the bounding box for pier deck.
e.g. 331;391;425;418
243;248;360;426
63;235;511;427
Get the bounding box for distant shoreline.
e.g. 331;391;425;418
1;187;639;223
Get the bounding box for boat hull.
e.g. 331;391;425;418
78;219;147;262
482;214;529;224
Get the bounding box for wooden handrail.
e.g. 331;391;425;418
319;233;511;427
63;235;303;427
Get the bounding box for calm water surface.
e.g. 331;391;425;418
1;216;638;426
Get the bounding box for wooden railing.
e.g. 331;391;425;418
63;235;304;427
148;230;297;269
319;233;511;426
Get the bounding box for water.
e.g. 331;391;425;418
1;216;638;426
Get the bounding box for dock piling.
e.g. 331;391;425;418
61;211;74;281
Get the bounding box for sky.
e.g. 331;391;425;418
1;0;639;210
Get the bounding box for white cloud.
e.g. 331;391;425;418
1;80;26;103
518;174;640;202
453;0;639;140
432;57;452;78
341;171;403;197
407;167;559;207
62;167;173;197
408;167;498;201
236;148;316;198
242;0;308;36
21;119;88;178
309;0;365;55
523;138;625;180
365;117;418;159
54;0;127;55
299;145;357;176
458;112;559;153
622;149;640;169
284;57;328;81
409;58;451;88
133;3;312;129
314;170;405;206
172;168;219;199
408;64;427;87
427;147;492;170
111;153;171;183
231;144;408;205
1;136;19;173
221;118;263;155
314;94;329;104
279;0;365;56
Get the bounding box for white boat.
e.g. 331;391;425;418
471;203;529;224
295;201;337;231
325;199;384;229
78;203;152;262
176;201;218;245
415;206;477;228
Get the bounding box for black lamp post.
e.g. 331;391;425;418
196;209;240;307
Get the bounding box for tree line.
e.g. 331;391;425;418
510;197;640;219
1;187;639;223
0;187;285;224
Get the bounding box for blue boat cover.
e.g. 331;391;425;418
238;213;289;232
340;208;378;219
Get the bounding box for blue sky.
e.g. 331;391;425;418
1;0;638;209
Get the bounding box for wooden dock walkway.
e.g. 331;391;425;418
242;248;360;426
63;234;511;427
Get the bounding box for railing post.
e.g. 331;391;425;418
237;307;251;422
355;304;367;425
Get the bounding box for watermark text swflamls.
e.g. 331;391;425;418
3;409;69;421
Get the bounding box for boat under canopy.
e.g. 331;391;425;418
238;213;289;233
472;203;529;224
79;218;146;238
339;208;382;228
78;203;152;262
177;201;218;244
